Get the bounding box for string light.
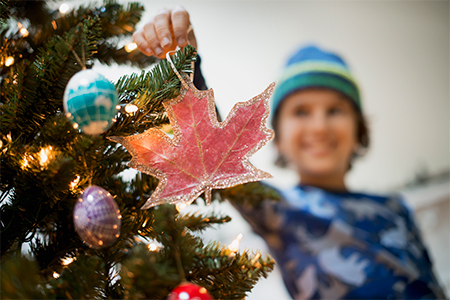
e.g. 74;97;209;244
227;233;243;253
124;104;138;114
70;176;80;189
21;146;54;169
22;154;31;169
53;272;60;279
17;22;29;37
124;42;137;53
148;243;158;251
61;257;76;266
59;3;69;14
251;252;261;264
19;28;29;37
5;56;14;67
38;146;53;167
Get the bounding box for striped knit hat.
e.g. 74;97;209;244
271;45;361;119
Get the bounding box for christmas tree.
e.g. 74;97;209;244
0;1;279;299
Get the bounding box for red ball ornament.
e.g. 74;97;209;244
167;282;213;300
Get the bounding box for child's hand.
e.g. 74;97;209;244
133;6;197;59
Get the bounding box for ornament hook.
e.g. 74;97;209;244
165;49;194;90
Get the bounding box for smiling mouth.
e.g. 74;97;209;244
302;142;336;156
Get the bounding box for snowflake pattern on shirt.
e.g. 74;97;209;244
233;184;446;300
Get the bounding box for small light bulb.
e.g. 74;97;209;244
70;176;80;189
228;233;243;253
5;56;14;67
20;27;29;37
61;257;76;266
53;272;60;279
124;42;137;53
59;3;69;14
251;252;261;264
39;146;53;167
148;243;158;251
124;104;138;114
22;154;30;169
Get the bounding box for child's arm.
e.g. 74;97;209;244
218;182;283;238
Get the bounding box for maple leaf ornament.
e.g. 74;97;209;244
110;78;275;209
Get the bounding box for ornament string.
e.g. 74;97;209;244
71;49;86;70
186;25;195;82
166;50;190;90
70;31;86;70
166;24;195;84
81;37;86;69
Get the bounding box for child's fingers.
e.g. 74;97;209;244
154;8;173;50
132;7;197;58
142;20;164;58
132;29;152;56
171;6;190;48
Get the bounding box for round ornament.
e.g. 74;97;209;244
73;185;121;249
63;69;119;135
167;282;213;300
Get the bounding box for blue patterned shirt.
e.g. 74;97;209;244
233;184;446;299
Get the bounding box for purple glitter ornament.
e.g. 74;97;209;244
73;186;121;249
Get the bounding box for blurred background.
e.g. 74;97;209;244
55;1;449;298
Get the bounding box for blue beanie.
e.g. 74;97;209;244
271;45;361;118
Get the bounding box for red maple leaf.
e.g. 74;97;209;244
109;80;275;209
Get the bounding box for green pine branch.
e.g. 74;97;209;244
192;242;275;300
181;211;232;232
119;204;274;300
218;181;282;206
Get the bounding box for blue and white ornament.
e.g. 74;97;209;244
63;69;119;135
73;185;121;249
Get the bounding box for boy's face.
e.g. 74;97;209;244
275;88;358;184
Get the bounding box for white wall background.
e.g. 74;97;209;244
59;0;449;298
